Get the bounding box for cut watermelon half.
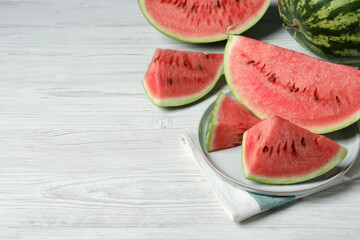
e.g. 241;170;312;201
206;92;260;152
138;0;271;43
224;36;360;134
242;116;348;184
143;48;223;107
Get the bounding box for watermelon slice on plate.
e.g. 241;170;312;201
143;48;223;107
138;0;271;43
242;116;348;184
197;96;360;195
206;92;260;152
224;36;360;134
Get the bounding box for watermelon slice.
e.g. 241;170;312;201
224;36;360;134
143;48;223;107
242;116;348;184
138;0;271;43
206;92;260;152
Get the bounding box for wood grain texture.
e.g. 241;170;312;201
0;0;359;239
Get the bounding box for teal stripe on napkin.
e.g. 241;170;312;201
248;192;296;211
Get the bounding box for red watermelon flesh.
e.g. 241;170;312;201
224;36;360;134
138;0;271;43
242;116;348;184
143;48;223;107
206;92;260;152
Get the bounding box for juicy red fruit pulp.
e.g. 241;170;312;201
207;93;260;152
140;0;271;42
145;49;223;99
225;36;360;133
243;117;346;181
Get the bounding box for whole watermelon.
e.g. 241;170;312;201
278;0;360;65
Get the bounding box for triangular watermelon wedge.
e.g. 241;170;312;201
242;116;348;184
143;48;223;107
206;92;260;152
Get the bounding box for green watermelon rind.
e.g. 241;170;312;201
142;62;224;107
314;112;360;134
241;131;349;184
138;0;272;43
205;92;226;152
224;35;360;134
278;0;360;65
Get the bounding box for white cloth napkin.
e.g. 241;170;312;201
180;124;360;222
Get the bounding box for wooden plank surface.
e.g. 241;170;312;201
0;0;359;239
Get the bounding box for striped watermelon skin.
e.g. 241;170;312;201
278;0;360;65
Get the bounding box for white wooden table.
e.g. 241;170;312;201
1;1;359;239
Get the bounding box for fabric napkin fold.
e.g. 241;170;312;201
180;125;360;222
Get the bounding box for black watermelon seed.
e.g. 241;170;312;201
269;147;273;157
276;144;281;154
169;78;173;85
247;60;255;64
268;77;276;82
263;146;269;152
336;96;341;104
314;87;318;100
184;60;188;67
301;137;306;147
206;54;209;59
291;140;296;156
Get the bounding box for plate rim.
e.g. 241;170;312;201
197;93;360;196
